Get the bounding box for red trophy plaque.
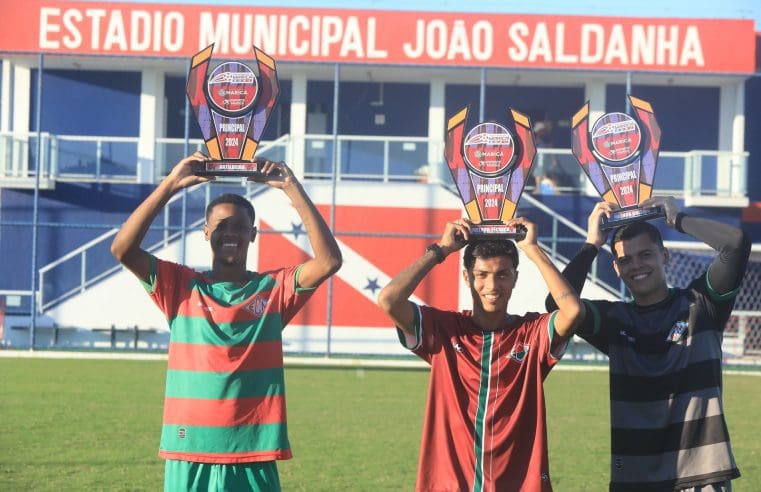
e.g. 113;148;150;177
571;95;665;230
445;107;537;240
186;44;279;176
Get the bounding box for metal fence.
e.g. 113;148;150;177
0;131;750;202
664;244;761;357
0;131;758;358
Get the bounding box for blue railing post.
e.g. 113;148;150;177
29;53;44;349
326;62;340;358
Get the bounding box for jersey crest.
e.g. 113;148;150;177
244;295;268;318
666;320;689;342
508;342;530;363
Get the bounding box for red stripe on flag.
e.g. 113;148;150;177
257;205;461;328
163;395;285;427
167;341;283;372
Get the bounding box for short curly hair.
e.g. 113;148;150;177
463;240;519;270
205;193;255;224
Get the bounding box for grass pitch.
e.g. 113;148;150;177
1;357;759;491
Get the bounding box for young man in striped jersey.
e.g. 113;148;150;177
111;152;342;491
546;196;751;491
377;216;585;491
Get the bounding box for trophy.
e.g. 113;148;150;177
571;95;665;230
445;107;537;240
186;44;280;176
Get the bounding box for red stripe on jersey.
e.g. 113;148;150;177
159;448;292;464
162;395;286;426
166;341;283;372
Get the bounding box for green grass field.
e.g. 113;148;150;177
1;357;759;491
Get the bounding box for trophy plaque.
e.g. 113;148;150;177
186;44;280;176
445;107;537;240
571;95;665;230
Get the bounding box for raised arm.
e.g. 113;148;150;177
545;201;613;311
377;220;469;335
510;217;584;340
250;160;342;289
111;152;212;283
642;196;751;295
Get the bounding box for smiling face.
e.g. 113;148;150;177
463;255;518;319
204;202;256;268
612;232;669;305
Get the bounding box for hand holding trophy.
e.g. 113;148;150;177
571;95;666;230
444;107;537;241
186;43;280;177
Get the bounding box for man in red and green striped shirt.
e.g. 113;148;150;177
112;152;342;491
378;217;584;491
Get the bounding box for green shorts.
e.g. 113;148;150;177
164;459;280;492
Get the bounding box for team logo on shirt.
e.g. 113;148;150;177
452;341;464;353
619;329;636;344
508;343;530;363
245;295;268;318
666;320;689;343
178;428;187;439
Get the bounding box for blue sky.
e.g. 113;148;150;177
107;0;761;28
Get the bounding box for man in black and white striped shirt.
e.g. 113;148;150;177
547;196;751;491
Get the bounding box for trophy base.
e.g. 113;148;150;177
470;223;527;241
600;205;666;231
193;160;264;177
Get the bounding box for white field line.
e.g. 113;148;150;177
2;350;760;375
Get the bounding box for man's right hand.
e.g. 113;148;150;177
587;201;614;248
439;218;471;257
166;151;214;192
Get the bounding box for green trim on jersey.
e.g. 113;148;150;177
472;332;494;492
140;254;158;293
547;311;568;359
585;300;601;336
547;310;557;344
165;367;285;399
410;303;422;350
705;270;739;302
293;264;317;294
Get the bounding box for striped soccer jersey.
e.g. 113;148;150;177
398;304;561;492
579;273;741;491
145;256;314;464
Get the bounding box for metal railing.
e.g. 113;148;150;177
0;132;749;201
36;180;271;311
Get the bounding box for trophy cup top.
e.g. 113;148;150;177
571;97;665;231
445;107;536;242
590;112;642;165
186;44;280;178
205;61;260;117
462;122;517;178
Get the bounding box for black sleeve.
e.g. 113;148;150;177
678;215;751;296
545;242;599;311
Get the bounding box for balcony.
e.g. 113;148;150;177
0;131;750;206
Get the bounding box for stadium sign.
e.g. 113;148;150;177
1;1;755;74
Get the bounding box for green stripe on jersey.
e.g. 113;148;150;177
472;332;494;492
165;368;285;399
168;313;285;345
191;273;278;306
161;422;289;454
